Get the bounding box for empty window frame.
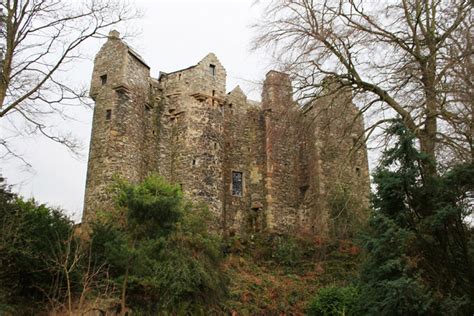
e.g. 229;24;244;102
105;109;112;121
209;64;216;77
232;171;243;197
100;74;107;85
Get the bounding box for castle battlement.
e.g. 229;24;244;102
83;30;370;236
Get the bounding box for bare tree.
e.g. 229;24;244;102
254;0;473;175
44;228;117;315
0;0;139;164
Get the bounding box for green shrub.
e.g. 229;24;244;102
0;177;75;313
247;234;316;268
273;236;304;267
91;175;227;314
307;285;359;316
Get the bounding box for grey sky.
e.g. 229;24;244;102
1;0;271;221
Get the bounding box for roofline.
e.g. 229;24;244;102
164;64;196;76
266;69;289;77
127;48;150;69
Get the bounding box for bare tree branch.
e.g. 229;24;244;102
0;0;140;163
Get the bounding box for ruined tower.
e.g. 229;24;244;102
82;31;370;237
262;71;303;231
156;53;227;220
83;30;153;222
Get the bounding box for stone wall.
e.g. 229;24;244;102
222;87;267;234
155;53;227;224
303;80;371;236
83;31;151;222
262;71;305;233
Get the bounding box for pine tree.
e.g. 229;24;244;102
358;122;474;315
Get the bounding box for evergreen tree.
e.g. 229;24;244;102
0;176;74;313
358;122;474;315
90;175;227;314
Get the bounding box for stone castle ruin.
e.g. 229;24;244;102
83;30;370;236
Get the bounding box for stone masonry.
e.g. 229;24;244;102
83;30;370;236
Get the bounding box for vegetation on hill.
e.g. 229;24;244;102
309;122;474;315
90;176;227;314
1;132;472;314
0;177;75;314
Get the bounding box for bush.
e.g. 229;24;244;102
246;234;316;268
273;236;304;267
307;285;360;316
90;175;227;313
0;177;74;313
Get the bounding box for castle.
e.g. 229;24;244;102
83;30;370;236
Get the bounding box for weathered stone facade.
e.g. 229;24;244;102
83;31;370;236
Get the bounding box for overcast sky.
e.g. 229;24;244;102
1;0;273;221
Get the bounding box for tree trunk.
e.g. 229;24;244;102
120;262;130;316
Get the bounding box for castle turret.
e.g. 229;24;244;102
83;30;153;223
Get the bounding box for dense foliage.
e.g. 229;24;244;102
0;176;75;313
90;175;227;313
357;122;474;315
307;285;360;316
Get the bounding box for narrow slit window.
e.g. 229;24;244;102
105;109;112;121
209;64;216;77
100;74;107;85
356;167;361;176
232;171;243;197
192;159;196;166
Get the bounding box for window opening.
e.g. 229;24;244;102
100;74;107;85
105;109;112;120
192;159;196;166
356;167;361;176
209;64;216;77
232;171;243;196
